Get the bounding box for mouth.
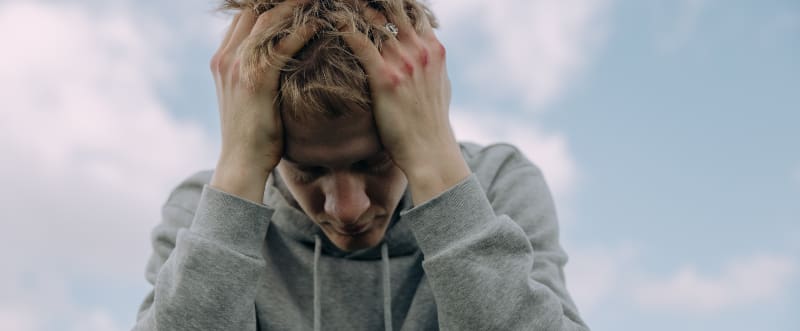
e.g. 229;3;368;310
333;223;371;236
323;215;387;236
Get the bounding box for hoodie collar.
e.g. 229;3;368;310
262;169;419;260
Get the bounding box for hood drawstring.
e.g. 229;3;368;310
313;235;322;331
312;235;393;331
381;240;393;331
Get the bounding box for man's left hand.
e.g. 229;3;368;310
341;2;471;205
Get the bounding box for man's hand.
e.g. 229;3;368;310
209;0;315;203
341;2;471;205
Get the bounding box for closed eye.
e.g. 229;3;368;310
288;153;393;183
354;154;393;173
291;166;327;183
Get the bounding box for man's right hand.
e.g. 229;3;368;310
208;0;315;203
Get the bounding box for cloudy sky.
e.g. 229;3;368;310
2;0;798;330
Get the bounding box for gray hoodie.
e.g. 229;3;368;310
133;142;589;331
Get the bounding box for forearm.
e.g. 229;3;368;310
405;141;471;206
210;157;273;204
134;186;272;331
403;175;588;331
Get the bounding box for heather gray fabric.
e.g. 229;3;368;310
133;142;589;331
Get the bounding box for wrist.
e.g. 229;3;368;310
210;158;273;204
404;144;471;206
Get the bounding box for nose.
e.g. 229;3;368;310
323;172;370;225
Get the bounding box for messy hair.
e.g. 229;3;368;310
216;0;438;121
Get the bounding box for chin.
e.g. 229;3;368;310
334;240;378;252
326;223;387;252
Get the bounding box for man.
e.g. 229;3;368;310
133;0;589;330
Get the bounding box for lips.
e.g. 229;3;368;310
322;214;387;236
336;223;370;236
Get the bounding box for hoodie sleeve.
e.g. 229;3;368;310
400;146;589;331
133;171;273;331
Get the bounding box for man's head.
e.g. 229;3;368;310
217;0;437;252
278;111;408;252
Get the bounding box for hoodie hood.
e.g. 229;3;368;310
261;169;416;330
261;168;420;260
135;142;588;330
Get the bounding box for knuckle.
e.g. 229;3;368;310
256;9;278;27
213;52;242;78
415;45;429;66
209;54;221;72
435;41;446;59
273;40;289;55
419;49;430;66
230;62;242;82
401;56;414;75
217;53;234;69
378;66;403;90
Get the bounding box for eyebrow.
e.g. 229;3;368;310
284;150;388;168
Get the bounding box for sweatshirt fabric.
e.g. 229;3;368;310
133;142;589;331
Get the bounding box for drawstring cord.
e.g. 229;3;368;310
313;235;321;331
381;241;393;331
312;235;393;331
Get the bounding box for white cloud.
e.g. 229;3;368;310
70;310;125;331
564;243;639;313
3;288;129;331
450;108;577;201
0;306;39;331
560;247;799;320
0;0;216;329
0;0;216;278
0;276;124;331
432;0;612;109
138;0;231;49
633;255;798;313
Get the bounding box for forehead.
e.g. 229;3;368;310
283;113;383;167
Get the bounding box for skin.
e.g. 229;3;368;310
277;113;407;251
209;0;471;252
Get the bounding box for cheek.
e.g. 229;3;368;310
279;174;325;213
367;168;408;205
295;186;325;212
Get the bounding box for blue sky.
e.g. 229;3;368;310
1;0;797;330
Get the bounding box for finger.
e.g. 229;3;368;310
217;13;241;54
360;2;389;26
369;0;413;40
418;14;445;63
223;9;257;54
339;23;385;77
252;0;309;33
267;23;319;79
275;23;317;57
417;9;436;39
357;2;400;41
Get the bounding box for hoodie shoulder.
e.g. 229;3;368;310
162;169;214;214
458;141;544;191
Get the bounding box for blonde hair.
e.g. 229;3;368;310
216;0;438;121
